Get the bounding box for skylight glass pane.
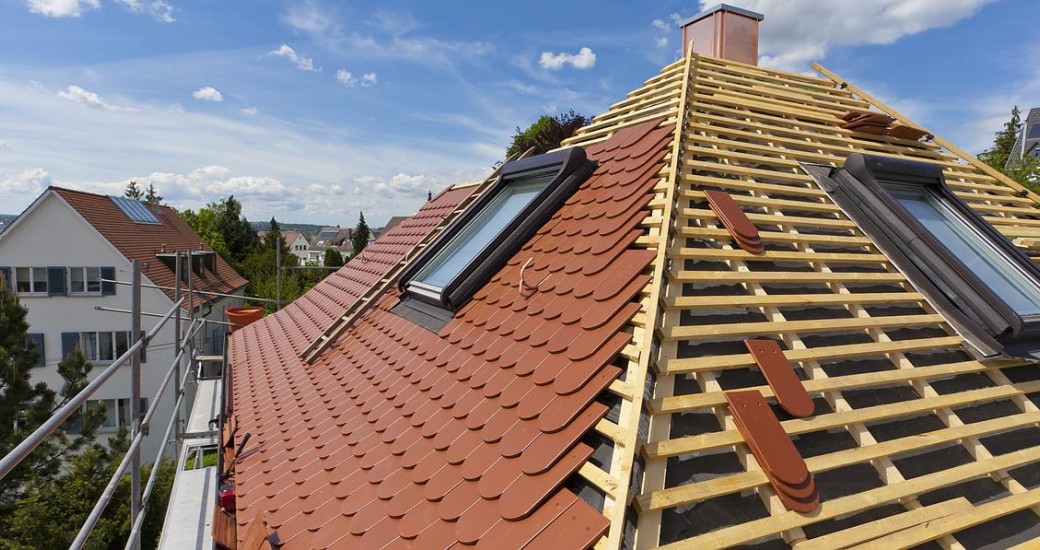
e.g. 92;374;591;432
1027;124;1040;140
111;196;160;224
890;186;1040;316
415;172;554;290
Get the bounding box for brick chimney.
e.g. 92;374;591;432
680;3;764;65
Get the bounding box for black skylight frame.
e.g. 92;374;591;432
399;147;595;313
802;153;1040;359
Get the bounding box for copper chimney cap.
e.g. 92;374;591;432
681;3;764;65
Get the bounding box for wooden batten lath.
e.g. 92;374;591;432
557;56;687;549
631;52;1040;550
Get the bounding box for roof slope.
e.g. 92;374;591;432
1007;107;1040;169
227;122;673;548
566;54;1040;548
51;187;247;306
229;50;1040;550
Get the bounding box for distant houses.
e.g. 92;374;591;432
256;229;309;263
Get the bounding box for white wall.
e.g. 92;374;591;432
0;193;243;462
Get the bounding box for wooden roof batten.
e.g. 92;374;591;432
611;49;1040;550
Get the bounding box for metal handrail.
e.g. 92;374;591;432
0;257;234;550
0;296;185;480
72;317;205;549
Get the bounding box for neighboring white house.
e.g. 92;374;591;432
306;226;352;264
0;187;249;461
257;229;310;263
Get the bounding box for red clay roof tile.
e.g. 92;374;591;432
229;119;671;548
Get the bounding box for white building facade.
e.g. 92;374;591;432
0;188;247;461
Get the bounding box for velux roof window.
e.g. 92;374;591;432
399;147;594;317
803;153;1040;359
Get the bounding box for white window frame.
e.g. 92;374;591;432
68;267;102;295
79;331;131;362
14;266;48;294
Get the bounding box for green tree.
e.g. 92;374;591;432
144;183;164;206
352;212;371;257
179;196;257;267
979;105;1040;191
214;196;258;265
506;110;589;158
0;287;104;526
979;106;1022;172
324;248;344;268
123;180;143;201
179;207;230;260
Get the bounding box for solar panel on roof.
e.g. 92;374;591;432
111;196;161;224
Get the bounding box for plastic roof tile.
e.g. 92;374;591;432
228;120;669;548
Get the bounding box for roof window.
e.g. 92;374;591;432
400;147;594;313
803;153;1040;359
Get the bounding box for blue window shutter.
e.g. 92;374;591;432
0;267;10;290
26;334;44;367
47;267;66;296
61;332;79;359
101;267;116;295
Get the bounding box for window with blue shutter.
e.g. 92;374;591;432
25;333;44;367
61;332;80;359
100;267;116;295
47;267;66;296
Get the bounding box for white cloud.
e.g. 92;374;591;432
538;47;597;71
192;86;223;102
652;13;682;49
241;106;258;116
283;1;333;34
113;0;174;22
1;168;51;194
361;73;377;87
267;44;318;72
336;69;357;87
706;0;997;71
57;85;130;111
25;0;99;17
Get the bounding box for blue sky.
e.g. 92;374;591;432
0;0;1037;227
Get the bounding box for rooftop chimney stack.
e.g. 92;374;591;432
681;3;764;65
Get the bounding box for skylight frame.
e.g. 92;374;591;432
400;147;595;313
803;153;1040;359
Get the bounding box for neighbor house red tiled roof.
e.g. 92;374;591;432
52;186;248;307
227;119;672;548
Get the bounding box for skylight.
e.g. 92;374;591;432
399;147;594;313
804;153;1040;359
111;196;161;224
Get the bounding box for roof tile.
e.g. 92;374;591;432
229;120;668;547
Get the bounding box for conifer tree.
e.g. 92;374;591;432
352;212;371;257
0;286;103;520
979;105;1022;171
123;180;143;201
144;183;164;206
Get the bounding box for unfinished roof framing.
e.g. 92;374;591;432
226;49;1040;549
